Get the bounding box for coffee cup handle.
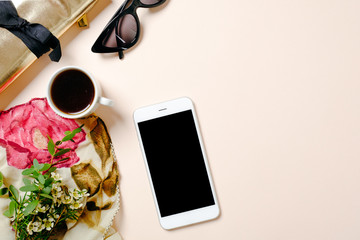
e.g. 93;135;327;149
98;97;114;107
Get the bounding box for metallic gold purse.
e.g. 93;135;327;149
0;0;98;93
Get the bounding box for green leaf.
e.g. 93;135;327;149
32;171;40;178
40;163;51;172
3;200;18;218
42;186;52;195
23;178;31;186
20;184;39;192
38;174;45;184
38;164;44;171
54;148;71;157
73;125;83;134
58;157;70;162
33;159;41;170
39;193;53;200
3;209;12;218
63;125;83;142
0;187;8;195
61;133;75;142
55;141;62;146
0;171;3;188
44;177;52;186
22;168;35;176
8;200;16;216
47;136;55;156
9;185;19;200
23;200;39;216
48;167;57;174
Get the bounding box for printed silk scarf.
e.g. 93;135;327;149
0;98;121;240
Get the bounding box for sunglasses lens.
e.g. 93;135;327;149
140;0;162;5
102;14;137;48
103;27;117;48
118;14;138;46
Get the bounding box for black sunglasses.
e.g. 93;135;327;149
91;0;166;59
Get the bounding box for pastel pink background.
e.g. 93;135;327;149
1;0;360;239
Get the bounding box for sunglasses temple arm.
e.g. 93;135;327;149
118;50;124;59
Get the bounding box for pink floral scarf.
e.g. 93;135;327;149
0;98;121;240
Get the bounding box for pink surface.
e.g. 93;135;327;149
1;0;360;239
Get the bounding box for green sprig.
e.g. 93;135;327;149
0;125;87;240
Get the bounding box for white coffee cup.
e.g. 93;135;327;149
47;66;113;119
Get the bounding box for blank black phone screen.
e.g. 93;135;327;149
138;110;215;217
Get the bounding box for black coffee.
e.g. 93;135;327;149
51;69;95;114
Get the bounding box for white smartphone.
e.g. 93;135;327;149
133;97;220;230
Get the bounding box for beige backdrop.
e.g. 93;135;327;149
1;0;360;239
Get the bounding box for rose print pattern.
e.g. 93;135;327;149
0;98;86;169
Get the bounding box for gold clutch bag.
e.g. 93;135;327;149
0;0;98;93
